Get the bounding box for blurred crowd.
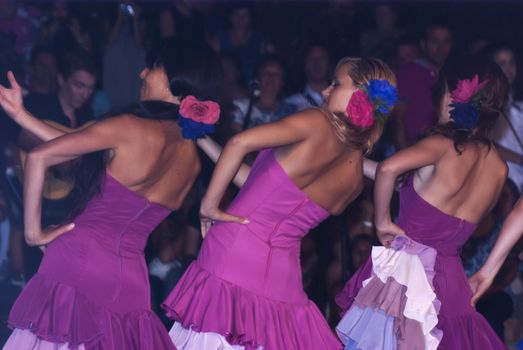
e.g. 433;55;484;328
1;0;523;347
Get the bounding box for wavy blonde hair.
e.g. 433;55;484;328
323;57;397;154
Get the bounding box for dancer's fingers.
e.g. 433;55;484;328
7;71;20;90
216;212;249;225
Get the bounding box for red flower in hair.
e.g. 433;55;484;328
179;96;220;125
346;90;374;128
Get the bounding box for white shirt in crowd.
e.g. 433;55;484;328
231;98;296;130
493;99;523;191
283;85;325;112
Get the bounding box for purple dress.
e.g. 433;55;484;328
336;176;507;350
163;149;342;349
4;173;175;350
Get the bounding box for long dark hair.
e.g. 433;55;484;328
429;56;509;153
66;39;222;220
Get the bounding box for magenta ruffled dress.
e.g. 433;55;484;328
162;148;342;350
4;173;175;350
336;176;507;350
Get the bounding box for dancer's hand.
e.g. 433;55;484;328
25;223;75;247
0;71;24;120
468;270;494;307
376;221;405;248
199;205;249;238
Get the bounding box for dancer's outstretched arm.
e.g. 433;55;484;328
0;71;89;142
374;135;448;246
23;116;135;246
199;110;320;237
197;137;251;188
469;198;523;306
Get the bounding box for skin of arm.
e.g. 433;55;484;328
199;111;319;236
495;142;523;164
374;136;448;246
469;198;523;306
197;137;251;188
23;116;132;246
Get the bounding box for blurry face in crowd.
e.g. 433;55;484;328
32;52;58;89
139;65;176;102
494;49;517;86
58;70;96;109
304;47;330;84
422;27;452;67
230;7;251;31
395;43;419;68
374;5;396;31
220;55;241;85
322;63;357;114
258;62;284;97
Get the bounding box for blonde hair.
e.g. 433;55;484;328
324;57;397;154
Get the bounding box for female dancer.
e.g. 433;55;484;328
162;57;398;349
469;197;523;306
1;42;221;349
336;57;509;349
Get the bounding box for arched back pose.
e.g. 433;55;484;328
162;57;398;350
1;41;221;350
336;57;510;349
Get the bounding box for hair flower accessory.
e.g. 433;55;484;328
347;90;374;128
345;79;398;128
366;79;398;114
449;74;488;129
178;95;220;140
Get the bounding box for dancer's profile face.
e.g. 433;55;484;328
139;65;175;102
322;63;357;114
438;85;452;124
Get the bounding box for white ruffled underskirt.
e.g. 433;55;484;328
169;322;264;350
3;329;85;350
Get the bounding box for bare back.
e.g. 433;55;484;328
414;137;507;224
274;109;364;215
106;115;200;210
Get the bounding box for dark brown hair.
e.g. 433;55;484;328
430;56;509;153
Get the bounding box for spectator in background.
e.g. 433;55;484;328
360;4;405;65
284;44;331;112
40;0;93;56
103;1;145;107
23;49;96;137
0;0;42;61
211;4;259;85
231;54;294;132
394;36;420;69
394;22;452;148
487;44;523;192
27;46;58;95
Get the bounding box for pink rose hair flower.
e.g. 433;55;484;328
346;89;375;128
451;74;488;103
179;95;220;125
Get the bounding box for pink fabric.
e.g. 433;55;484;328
7;173;175;350
164;148;341;350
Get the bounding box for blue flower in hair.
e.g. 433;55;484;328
365;80;398;114
450;103;480;129
178;116;216;140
